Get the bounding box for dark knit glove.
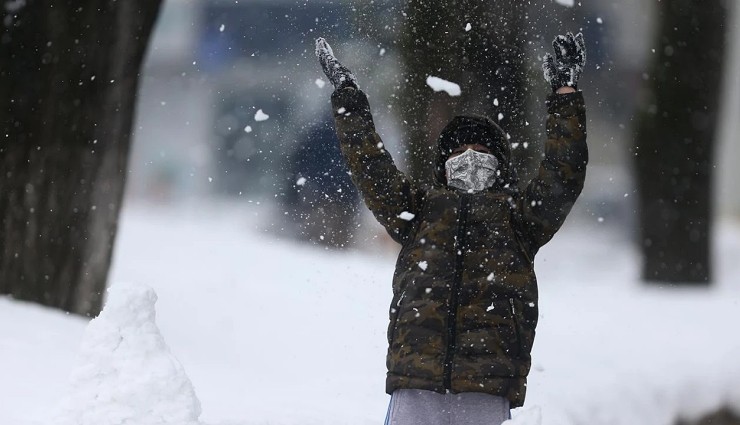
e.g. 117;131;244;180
542;32;586;92
315;38;358;90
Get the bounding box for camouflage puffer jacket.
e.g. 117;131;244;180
330;87;587;408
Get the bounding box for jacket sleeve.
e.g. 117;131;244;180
517;91;588;255
330;87;423;244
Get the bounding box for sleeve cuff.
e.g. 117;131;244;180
331;87;373;121
545;91;584;115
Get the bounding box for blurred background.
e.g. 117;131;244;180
2;0;737;309
128;0;739;247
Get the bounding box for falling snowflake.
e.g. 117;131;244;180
254;109;269;121
398;211;416;221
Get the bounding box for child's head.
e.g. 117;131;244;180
435;115;513;190
448;143;491;158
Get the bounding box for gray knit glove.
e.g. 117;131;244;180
315;38;358;90
542;32;586;92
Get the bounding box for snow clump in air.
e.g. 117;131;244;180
56;283;202;425
555;0;574;7
315;78;326;88
254;109;269;121
398;211;416;221
426;76;461;97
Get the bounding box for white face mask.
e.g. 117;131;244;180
445;149;499;193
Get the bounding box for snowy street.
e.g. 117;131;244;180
2;203;739;425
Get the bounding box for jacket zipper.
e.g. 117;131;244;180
509;298;522;355
513;228;533;265
443;194;470;390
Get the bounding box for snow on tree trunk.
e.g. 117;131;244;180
57;283;202;425
0;0;162;316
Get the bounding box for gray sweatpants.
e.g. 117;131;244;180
384;389;511;425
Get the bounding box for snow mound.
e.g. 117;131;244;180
426;76;461;96
504;406;542;425
56;283;202;425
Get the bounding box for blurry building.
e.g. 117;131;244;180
281;113;361;247
128;0;360;202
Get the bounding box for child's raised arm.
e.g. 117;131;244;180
518;33;589;255
316;38;422;244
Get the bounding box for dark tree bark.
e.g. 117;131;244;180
397;0;535;184
0;1;162;315
633;0;727;284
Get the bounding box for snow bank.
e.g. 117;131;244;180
56;283;202;425
504;406;542;425
3;205;740;425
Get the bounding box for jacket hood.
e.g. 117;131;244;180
434;115;517;191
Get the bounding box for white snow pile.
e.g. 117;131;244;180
504;406;542;425
426;76;462;96
56;283;202;425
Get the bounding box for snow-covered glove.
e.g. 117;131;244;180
542;32;586;92
315;38;358;90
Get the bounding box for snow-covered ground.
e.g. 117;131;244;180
2;203;740;425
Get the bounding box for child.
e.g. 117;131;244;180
315;32;587;425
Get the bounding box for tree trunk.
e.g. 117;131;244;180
0;0;162;316
398;0;534;184
633;0;727;284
